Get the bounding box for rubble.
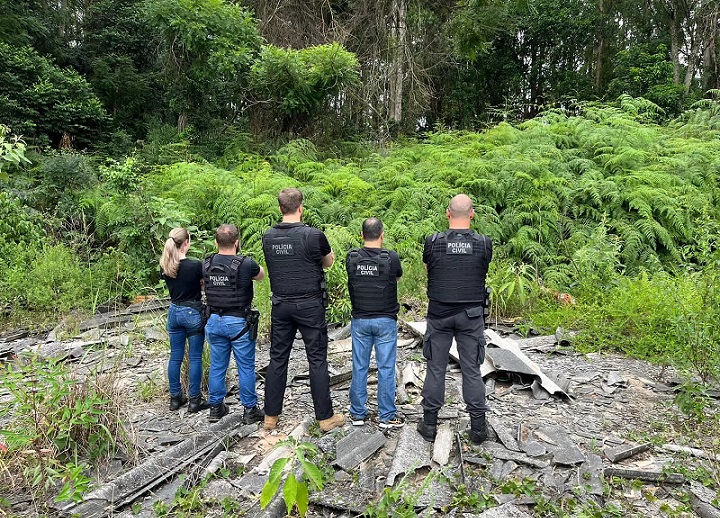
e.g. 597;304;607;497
1;306;718;517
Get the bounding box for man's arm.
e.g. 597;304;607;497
321;251;334;269
252;265;265;281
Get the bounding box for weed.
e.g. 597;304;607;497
0;356;129;508
365;468;435;517
137;371;164;403
260;438;327;517
449;484;495;513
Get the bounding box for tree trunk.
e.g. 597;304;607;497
667;5;682;84
594;0;607;91
388;0;406;130
177;112;188;133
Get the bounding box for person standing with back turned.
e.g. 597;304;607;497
346;217;404;429
262;188;345;432
160;228;207;413
204;224;266;423
417;194;493;444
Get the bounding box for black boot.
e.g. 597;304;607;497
208;402;229;422
188;396;209;413
469;413;488;444
169;394;187;411
416;410;438;442
242;405;265;424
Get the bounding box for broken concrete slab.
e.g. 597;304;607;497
487;416;520;452
416;473;454;508
432;423;453;466
604;443;651;463
477;502;533;517
534;425;585;465
310;486;375;515
689;481;720;518
521;440;547;457
255;418;312;475
60;414;257;517
661;443;720;461
476;443;550;469
334;430;386;470
385;425;432;486
604;467;685;484
577;453;604;496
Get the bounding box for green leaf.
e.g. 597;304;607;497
282;472;298;514
296;480;309;517
300;459;324;491
260;457;288;508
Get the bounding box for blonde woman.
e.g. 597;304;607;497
160;228;207;412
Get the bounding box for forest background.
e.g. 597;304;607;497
3;0;720;511
3;0;720;382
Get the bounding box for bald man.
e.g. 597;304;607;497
417;194;493;444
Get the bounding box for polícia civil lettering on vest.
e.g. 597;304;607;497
446;241;472;254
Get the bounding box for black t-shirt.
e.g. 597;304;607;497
161;258;203;303
349;247;403;320
423;229;491;319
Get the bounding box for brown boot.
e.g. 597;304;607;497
264;415;279;430
319;413;345;432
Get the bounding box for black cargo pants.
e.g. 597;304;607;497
263;296;333;420
420;308;489;416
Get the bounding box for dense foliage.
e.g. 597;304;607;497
3;97;720;382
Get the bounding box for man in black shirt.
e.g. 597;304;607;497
346;218;404;429
262;188;345;433
204;224;265;423
418;194;493;444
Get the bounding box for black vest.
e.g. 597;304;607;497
426;230;490;304
262;225;324;298
203;254;253;311
346;249;398;314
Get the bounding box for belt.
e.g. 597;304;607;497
210;308;248;318
173;300;203;310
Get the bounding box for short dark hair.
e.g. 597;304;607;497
216;224;239;248
278;188;303;214
362;217;383;241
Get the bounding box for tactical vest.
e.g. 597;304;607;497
426;230;490;304
346;249;398;314
203;254;252;311
262;225;324;298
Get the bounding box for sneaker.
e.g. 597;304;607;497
208;402;229;423
379;416;405;430
264;415;279;430
169;394;187;411
243;405;265;425
351;415;366;426
319;413;345;432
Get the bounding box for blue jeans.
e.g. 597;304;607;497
167;304;205;398
205;314;258;408
349;317;398;422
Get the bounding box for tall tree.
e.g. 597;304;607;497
143;0;262;132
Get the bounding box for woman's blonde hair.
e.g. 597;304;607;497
160;228;189;278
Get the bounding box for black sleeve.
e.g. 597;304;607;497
248;258;261;278
317;231;332;256
391;251;403;278
422;236;433;265
194;259;204;281
486;236;493;261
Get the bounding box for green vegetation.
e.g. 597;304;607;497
3;98;720;385
0;356;130;509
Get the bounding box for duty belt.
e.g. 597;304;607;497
210;307;248;318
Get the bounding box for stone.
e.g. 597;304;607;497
144;327;167;342
534;425;585;465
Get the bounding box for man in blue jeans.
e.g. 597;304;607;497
346;217;404;429
204;224;265;423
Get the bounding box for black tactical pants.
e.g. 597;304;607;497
264;297;333;420
421;308;489;416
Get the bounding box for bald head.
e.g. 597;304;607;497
448;194;474;219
